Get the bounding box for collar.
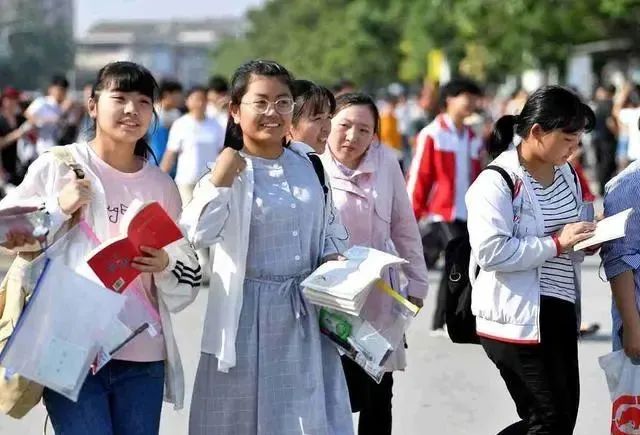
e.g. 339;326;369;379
323;145;377;180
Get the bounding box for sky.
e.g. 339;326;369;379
75;0;265;36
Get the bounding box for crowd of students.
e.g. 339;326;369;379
1;58;640;435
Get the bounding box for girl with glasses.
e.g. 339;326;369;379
181;60;353;435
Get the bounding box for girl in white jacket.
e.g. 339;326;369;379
466;86;596;434
1;62;201;434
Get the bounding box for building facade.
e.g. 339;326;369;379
75;18;243;87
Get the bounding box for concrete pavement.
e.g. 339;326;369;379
0;255;614;434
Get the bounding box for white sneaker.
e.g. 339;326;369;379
429;327;448;338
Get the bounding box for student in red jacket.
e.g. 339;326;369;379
407;78;483;333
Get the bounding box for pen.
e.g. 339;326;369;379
109;322;149;356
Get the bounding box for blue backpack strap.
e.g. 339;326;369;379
484;165;515;199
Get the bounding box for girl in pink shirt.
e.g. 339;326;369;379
321;93;429;435
2;62;201;434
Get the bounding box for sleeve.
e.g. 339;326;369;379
0;153;73;251
25;97;45;119
166;119;183;153
321;177;349;258
466;171;557;272
601;175;640;280
618;108;634;126
152;180;202;313
407;129;435;221
389;159;429;298
179;174;233;250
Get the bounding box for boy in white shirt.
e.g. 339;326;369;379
160;86;224;205
25;75;69;155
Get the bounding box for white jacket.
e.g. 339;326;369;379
466;146;584;343
0;143;200;410
180;142;348;372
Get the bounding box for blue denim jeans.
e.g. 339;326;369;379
43;359;165;435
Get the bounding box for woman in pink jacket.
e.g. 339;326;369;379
321;93;429;435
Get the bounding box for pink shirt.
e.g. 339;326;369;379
86;144;183;362
322;143;429;370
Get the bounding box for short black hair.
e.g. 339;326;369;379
186;86;207;98
208;75;229;94
159;79;183;96
291;79;336;126
50;74;69;89
439;78;482;108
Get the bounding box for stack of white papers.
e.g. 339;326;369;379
573;208;633;251
302;246;407;315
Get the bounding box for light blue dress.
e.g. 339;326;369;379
189;149;353;435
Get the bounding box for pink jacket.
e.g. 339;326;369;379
321;143;429;370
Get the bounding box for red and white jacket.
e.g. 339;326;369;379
407;114;483;222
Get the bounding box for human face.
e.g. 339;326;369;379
290;105;332;153
447;92;478;119
531;124;583;166
186;91;207;117
208;89;228;110
49;85;67;104
89;87;154;145
231;75;293;147
328;105;376;169
0;96;18;114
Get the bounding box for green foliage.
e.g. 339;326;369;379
0;0;74;89
213;0;640;86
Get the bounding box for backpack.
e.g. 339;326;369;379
0;145;83;418
444;165;514;345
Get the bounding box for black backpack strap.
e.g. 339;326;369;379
484;165;515;199
307;152;328;203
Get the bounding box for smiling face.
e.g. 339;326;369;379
230;75;293;148
89;85;154;146
290;103;332;153
328;104;376;169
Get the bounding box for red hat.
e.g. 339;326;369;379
1;87;21;100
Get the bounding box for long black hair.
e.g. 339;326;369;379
334;92;380;135
89;61;159;160
223;60;294;150
291;79;336;125
487;85;595;159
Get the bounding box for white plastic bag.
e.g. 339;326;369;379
58;221;162;373
599;350;640;435
0;259;125;401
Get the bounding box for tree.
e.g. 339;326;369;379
212;0;405;88
213;0;640;86
0;0;74;89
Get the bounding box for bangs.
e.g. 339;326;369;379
300;89;335;117
292;81;336;124
95;62;158;100
556;102;595;134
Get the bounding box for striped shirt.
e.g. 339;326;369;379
601;160;640;351
526;167;579;303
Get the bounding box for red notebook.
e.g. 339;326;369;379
86;200;183;292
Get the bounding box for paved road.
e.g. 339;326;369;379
0;255;613;434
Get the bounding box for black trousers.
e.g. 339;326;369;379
480;296;580;435
431;219;468;330
341;356;394;435
593;137;617;195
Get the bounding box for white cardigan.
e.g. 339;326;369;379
466;146;585;343
180;142;348;372
0;143;201;409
